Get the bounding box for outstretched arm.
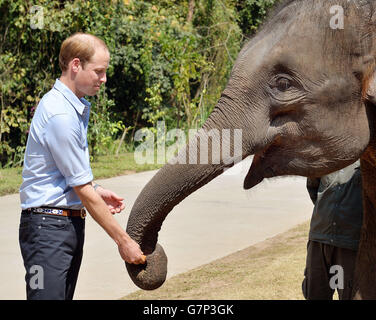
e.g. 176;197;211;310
74;182;146;265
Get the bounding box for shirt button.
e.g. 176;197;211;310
330;239;334;243
42;217;46;220
333;222;336;226
38;226;41;229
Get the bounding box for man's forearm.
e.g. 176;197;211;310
73;182;145;264
73;183;130;245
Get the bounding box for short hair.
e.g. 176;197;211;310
59;32;109;72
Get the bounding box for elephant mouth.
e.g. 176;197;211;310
243;153;274;190
243;137;281;190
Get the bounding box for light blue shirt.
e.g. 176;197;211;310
20;79;93;210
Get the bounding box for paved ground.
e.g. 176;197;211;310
0;157;313;300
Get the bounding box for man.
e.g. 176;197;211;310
19;33;145;300
302;160;363;300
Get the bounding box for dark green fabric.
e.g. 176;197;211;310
307;160;363;251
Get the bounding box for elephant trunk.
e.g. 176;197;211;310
126;96;268;290
125;162;227;290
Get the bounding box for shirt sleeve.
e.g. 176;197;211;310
44;113;93;187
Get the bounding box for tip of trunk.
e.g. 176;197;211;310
125;243;168;290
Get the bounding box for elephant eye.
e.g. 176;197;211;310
276;77;291;92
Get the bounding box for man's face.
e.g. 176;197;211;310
74;46;110;97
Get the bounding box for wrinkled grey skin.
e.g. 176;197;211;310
126;0;376;299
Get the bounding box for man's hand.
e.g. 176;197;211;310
118;236;147;265
95;186;125;214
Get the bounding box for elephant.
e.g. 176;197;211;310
125;0;376;299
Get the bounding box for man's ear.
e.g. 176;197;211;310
70;58;81;73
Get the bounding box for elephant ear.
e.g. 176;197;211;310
365;70;376;105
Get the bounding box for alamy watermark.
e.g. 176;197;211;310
30;5;44;30
329;265;344;290
330;5;344;30
330;1;370;30
29;265;44;290
134;121;243;169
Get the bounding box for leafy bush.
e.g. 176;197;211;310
236;0;276;37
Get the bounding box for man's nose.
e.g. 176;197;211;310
100;73;107;83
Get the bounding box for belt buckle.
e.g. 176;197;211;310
80;208;86;219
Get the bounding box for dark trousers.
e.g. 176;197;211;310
302;240;358;300
19;212;85;300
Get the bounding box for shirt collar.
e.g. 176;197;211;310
53;79;91;115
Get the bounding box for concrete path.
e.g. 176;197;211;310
0;157;313;300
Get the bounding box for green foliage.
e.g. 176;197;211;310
87;87;125;159
236;0;277;37
0;0;275;168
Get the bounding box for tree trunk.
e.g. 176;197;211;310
115;126;131;156
187;0;195;24
130;109;141;143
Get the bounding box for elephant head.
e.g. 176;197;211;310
126;0;376;292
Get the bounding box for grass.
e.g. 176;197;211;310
122;221;313;300
0;166;24;196
0;152;164;196
90;153;163;179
